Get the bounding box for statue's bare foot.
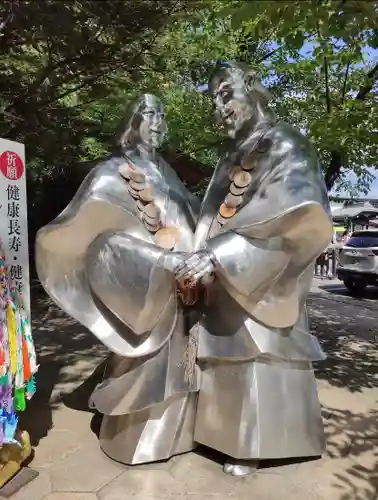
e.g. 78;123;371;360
223;458;258;476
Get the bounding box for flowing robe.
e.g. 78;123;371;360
192;121;333;460
35;151;200;464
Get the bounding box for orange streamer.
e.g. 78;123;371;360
22;336;31;382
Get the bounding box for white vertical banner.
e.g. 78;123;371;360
0;138;30;320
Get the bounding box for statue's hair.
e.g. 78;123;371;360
209;61;272;104
117;94;164;149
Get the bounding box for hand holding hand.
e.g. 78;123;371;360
175;249;216;285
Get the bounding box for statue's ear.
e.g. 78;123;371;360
244;72;256;92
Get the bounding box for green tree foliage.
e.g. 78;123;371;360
1;0;378;207
0;0;203;246
0;0;199;172
221;0;378;193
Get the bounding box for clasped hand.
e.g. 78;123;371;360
175;249;215;285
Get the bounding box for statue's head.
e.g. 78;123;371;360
119;94;166;151
209;61;272;138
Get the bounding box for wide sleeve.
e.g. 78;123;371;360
35;160;182;357
205;156;333;328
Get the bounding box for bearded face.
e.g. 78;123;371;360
212;75;256;139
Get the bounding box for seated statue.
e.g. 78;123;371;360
35;94;201;465
175;61;333;475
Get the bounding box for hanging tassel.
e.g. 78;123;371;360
21;336;31;382
14;387;26;411
0;342;5;367
26;376;36;400
0;415;5;445
21;318;38;376
0;384;13;413
179;321;199;387
7;304;17;376
0;321;5;367
14;305;24;389
3;411;18;444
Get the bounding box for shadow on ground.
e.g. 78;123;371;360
308;295;377;393
19;285;107;447
21;283;377;500
308;295;378;500
321;406;378;500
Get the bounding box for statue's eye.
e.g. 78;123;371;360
221;91;232;104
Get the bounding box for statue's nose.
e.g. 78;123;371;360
214;108;223;124
152;115;162;128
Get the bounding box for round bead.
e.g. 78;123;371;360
129;170;145;183
233;170;251;188
127;184;140;199
219;203;236;219
139;187;153;202
129;180;145;191
155;227;180;250
228;166;242;181
229;183;247;196
143;202;160;223
224;193;242;208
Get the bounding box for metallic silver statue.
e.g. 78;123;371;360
36;94;201;464
36;62;332;476
175;61;333;475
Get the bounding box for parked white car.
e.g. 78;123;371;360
337;230;378;293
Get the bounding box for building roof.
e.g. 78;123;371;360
329;196;378;208
332;201;378;220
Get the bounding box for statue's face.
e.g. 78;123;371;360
212;74;255;138
138;97;166;149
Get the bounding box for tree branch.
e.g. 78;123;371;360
340;60;350;104
323;61;378;190
4;26;163;139
5;0;181;115
325;150;343;191
323;55;332;114
5;61;55;112
355;61;378;100
316;21;332;114
257;48;280;64
48;97;100;112
162;148;211;186
0;0;19;40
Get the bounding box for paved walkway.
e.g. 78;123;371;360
8;282;378;500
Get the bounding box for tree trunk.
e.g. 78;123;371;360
162;148;210;187
324;150;343;191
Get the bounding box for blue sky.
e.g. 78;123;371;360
369;178;378;197
333;168;378;198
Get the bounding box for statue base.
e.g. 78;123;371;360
0;430;38;497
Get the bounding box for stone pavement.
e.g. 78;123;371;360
8;282;378;500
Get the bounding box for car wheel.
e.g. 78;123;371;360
343;278;367;294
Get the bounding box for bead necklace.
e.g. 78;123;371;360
118;161;199;306
118;162;180;251
216;137;272;227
